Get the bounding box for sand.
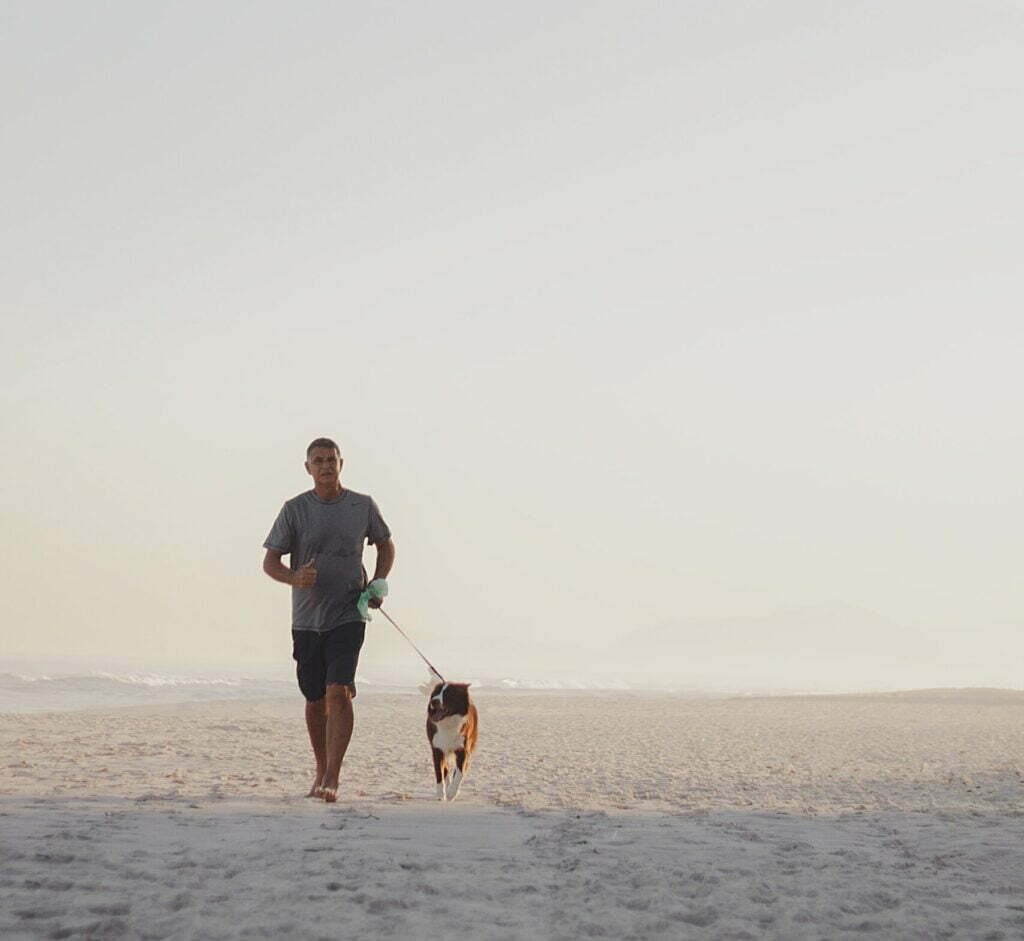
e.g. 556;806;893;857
2;690;1024;938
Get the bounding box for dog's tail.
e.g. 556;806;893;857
418;676;436;696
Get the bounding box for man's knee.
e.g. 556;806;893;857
325;683;352;712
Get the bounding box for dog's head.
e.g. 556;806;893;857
427;682;471;723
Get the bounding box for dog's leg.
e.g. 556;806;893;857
447;748;467;801
432;747;447;801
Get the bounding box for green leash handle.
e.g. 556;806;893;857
356;579;389;620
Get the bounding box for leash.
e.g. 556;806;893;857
378;606;446;684
357;579;446;683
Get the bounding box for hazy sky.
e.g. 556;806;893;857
3;2;1022;689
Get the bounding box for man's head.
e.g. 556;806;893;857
305;437;343;485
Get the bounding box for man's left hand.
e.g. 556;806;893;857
368;596;383;609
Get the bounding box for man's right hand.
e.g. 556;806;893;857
293;558;317;589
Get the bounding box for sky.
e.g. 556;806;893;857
2;1;1022;691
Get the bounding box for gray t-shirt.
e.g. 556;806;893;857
263;489;391;631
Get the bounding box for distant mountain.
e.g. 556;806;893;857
599;602;968;691
623;602;917;658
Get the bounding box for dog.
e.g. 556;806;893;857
426;681;478;802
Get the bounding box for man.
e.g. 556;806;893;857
263;438;395;803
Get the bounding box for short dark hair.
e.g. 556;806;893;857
306;438;341;459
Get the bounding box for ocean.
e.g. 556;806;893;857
0;661;704;714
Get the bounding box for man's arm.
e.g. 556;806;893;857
264;548;318;589
263;548;294;585
372;538;395;582
367;538;395;608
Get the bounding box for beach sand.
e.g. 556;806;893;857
2;690;1023;938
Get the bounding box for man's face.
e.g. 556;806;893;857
305;447;342;485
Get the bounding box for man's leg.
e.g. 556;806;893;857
304;698;327;797
321;683;354;802
318;622;365;802
293;630;329;798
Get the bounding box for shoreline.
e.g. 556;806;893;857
3;683;1023;718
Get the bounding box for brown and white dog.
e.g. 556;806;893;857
426;682;478;802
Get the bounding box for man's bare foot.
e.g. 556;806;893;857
322;783;338;803
306;774;325;798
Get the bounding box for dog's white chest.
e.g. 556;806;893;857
431;714;466;753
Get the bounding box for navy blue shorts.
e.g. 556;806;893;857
292;622;366;702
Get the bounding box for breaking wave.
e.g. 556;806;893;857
0;671;296;713
489;677;633;691
3;670;740;713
